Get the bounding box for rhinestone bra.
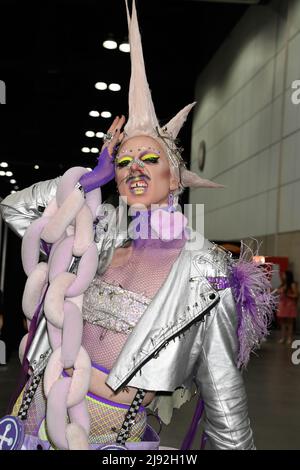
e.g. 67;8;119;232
82;277;151;334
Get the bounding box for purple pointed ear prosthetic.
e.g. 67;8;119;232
180;168;225;189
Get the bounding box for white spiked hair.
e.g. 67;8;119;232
122;0;224;191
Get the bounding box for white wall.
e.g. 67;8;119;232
190;0;300;243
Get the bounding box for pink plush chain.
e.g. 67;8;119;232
20;166;102;449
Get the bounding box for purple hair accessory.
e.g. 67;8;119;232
227;240;278;369
79;146;115;193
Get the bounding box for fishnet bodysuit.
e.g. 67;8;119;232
82;235;186;369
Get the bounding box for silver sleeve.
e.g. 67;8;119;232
0;177;60;238
195;287;255;450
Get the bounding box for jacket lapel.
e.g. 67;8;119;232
106;240;220;391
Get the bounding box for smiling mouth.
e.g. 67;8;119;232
127;175;149;194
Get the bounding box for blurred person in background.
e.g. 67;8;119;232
277;270;299;344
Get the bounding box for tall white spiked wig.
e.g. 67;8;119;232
123;0;223;189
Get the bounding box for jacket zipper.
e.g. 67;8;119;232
114;296;219;392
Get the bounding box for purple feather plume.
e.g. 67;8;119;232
228;240;278;369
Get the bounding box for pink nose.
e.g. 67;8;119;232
130;161;142;172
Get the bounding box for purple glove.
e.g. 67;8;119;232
79;146;115;193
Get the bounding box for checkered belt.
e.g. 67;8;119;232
17;373;43;420
116;388;146;445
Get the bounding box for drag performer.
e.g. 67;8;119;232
0;0;276;451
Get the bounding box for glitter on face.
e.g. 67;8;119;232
115;152;160;169
118;146;161;155
115;136;174;205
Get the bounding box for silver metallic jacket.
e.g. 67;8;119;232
0;178;255;450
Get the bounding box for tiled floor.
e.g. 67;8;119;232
0;331;299;450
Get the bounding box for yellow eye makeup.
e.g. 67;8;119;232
115;152;160;168
115;156;133;168
140;153;160;163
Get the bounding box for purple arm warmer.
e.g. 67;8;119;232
79;147;115;193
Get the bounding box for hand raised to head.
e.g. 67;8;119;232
102;115;126;156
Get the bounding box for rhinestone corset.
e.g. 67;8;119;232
82;276;152;334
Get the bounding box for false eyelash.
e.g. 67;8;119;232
116;160;131;168
140;153;160;162
142;157;159;164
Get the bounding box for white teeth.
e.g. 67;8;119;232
130;180;148;189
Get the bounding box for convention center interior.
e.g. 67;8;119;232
0;0;300;452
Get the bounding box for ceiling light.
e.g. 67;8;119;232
14;185;19;190
101;111;111;118
103;40;117;50
95;82;108;90
5;171;13;177
119;42;130;53
0;171;5;176
0;162;8;168
10;190;16;194
109;83;121;92
81;147;90;153
10;179;16;184
34;164;39;170
91;147;99;153
96;132;104;138
89;110;100;117
85;131;95;137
